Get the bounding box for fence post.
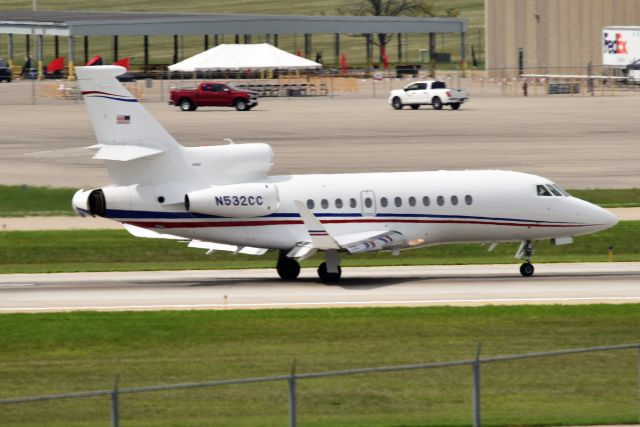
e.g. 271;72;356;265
288;360;297;427
111;375;120;427
472;343;481;427
637;347;640;425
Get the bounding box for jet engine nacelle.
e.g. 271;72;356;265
72;186;138;217
185;183;279;218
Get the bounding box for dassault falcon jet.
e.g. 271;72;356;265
72;66;618;282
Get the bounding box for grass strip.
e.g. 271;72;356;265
569;188;640;207
0;305;639;426
0;186;638;218
0;221;637;274
0;185;75;217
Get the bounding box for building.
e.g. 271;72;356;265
485;0;640;77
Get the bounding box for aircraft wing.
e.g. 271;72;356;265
335;230;405;254
123;224;268;256
293;201;405;255
188;240;268;256
123;223;186;240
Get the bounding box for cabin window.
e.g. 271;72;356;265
350;198;357;208
451;195;459;206
394;197;402;207
380;197;388;207
408;196;416;207
465;195;473;205
335;198;343;209
306;199;315;209
536;185;552;196
321;199;329;209
431;81;446;89
423;196;431;206
437;195;445;206
364;197;373;208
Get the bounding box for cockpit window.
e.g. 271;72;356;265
536;185;552;196
547;185;563;197
551;184;571;197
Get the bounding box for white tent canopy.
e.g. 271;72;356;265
168;43;322;72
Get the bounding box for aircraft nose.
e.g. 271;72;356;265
592;205;619;230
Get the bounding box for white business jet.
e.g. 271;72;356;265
71;66;618;282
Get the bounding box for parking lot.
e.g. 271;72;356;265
0;82;638;189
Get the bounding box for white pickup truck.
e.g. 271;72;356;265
389;80;469;110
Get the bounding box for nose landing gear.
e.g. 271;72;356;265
516;240;535;277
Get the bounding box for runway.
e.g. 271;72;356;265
1;262;640;313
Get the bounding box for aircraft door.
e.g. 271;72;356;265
360;190;377;216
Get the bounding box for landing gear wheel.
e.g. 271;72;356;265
431;96;443;110
520;263;535;277
391;97;403;110
317;262;342;283
276;257;300;280
411;104;420;110
450;103;461;110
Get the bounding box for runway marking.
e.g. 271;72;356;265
4;295;640;312
0;283;36;288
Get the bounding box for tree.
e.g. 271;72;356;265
340;0;460;65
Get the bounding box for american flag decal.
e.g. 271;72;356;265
116;115;130;124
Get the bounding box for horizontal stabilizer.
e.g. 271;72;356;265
188;240;268;256
123;224;186;240
89;144;166;161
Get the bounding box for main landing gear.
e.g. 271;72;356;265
517;240;535;277
317;250;342;283
276;250;343;283
276;250;300;280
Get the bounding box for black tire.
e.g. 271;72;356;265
234;99;249;111
450;103;461;110
391;97;403;110
410;104;420;110
277;257;300;280
179;98;195;112
431;97;443;110
519;263;535;277
317;262;342;283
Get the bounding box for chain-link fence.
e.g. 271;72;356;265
1;343;639;427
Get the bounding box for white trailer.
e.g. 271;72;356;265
603;26;640;66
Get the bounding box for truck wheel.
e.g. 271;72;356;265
410;105;420;110
391;97;403;110
234;99;249;111
180;99;195;111
450;103;461;110
431;97;443;110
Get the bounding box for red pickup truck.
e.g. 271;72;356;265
169;82;257;111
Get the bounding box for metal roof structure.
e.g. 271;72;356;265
0;10;467;36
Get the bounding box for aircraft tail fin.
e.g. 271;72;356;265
75;65;180;157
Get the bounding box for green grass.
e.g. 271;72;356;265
0;186;637;218
1;305;640;426
0;221;637;274
0;185;75;216
569;188;640;208
0;1;485;68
